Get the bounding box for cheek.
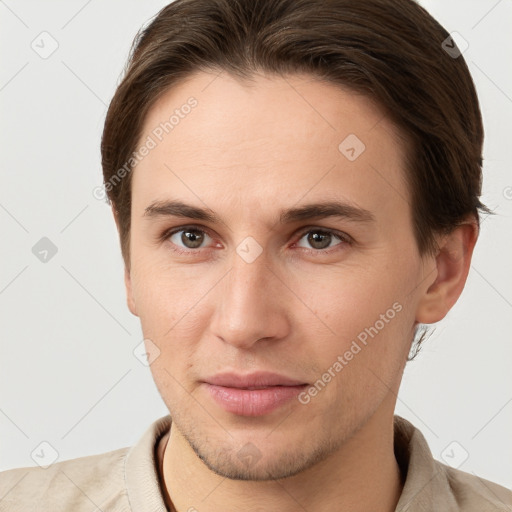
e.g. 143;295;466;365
130;259;180;338
293;258;416;374
130;258;216;362
295;277;412;418
294;264;402;333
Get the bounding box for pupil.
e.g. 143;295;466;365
309;232;330;249
184;230;203;248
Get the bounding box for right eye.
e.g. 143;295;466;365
164;225;216;254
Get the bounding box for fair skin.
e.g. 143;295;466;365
116;70;478;512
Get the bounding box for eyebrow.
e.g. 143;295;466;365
143;199;375;225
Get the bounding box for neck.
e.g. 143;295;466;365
160;405;403;512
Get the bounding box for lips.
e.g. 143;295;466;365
203;371;307;388
201;372;309;416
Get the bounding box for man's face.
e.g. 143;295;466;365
126;70;432;480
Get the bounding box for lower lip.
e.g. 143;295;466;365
203;383;308;416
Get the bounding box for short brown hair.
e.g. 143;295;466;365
101;0;489;354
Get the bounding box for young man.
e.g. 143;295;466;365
1;0;510;510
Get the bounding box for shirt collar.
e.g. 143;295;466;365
393;415;459;511
124;414;172;512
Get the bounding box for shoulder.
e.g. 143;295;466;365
0;446;130;512
393;415;511;511
435;460;512;511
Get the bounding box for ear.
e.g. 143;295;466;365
415;217;479;324
124;265;138;317
111;205;138;317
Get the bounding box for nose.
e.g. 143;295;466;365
209;246;290;350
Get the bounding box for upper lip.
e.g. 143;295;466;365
203;372;307;388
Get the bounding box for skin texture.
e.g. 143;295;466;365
117;70;478;512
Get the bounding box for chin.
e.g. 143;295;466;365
185;426;339;482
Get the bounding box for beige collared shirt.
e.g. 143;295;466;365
0;414;510;511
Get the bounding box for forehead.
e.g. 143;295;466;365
132;70;410;221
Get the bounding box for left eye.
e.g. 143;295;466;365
295;229;347;251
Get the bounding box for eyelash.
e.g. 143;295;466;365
160;224;353;256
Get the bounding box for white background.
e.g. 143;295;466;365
1;0;511;490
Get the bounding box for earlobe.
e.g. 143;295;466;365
415;219;479;324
